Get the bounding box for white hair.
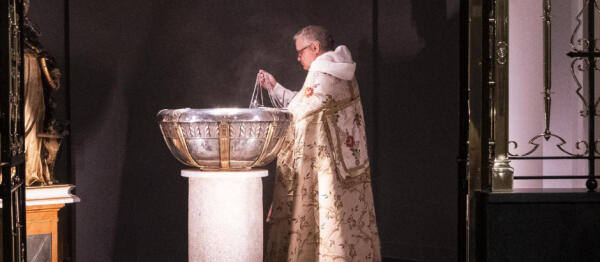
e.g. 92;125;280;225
293;25;334;51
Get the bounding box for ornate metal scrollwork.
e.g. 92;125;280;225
571;0;590;52
496;41;508;65
8;0;23;158
593;58;600;116
571;2;600;52
594;0;600;20
509;136;588;157
509;0;594;157
594;139;600;155
2;0;28;261
571;58;590;116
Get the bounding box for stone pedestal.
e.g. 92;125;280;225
182;169;267;262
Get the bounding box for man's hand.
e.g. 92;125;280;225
257;69;277;90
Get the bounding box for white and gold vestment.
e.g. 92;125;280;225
266;45;381;262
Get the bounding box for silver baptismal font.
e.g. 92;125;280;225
157;107;292;170
157;106;292;262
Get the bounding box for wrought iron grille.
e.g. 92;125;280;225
0;0;27;261
506;0;598;191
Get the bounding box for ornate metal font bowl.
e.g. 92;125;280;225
157;107;292;170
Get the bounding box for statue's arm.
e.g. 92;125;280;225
40;57;60;90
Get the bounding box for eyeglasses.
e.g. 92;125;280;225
296;44;312;57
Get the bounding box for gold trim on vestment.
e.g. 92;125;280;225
305;102;369;177
292;77;369;178
322;111;369;177
297;96;357;123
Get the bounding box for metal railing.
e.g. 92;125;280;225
507;0;598;191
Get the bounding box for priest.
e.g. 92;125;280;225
258;25;381;262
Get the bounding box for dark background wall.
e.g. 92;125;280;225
375;1;459;260
31;0;459;261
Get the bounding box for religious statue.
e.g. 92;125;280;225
22;0;67;186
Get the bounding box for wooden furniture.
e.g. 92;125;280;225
1;185;78;262
26;204;65;262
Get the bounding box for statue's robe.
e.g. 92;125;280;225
24;50;60;186
266;45;381;262
24;52;47;185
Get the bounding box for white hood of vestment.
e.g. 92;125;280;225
308;45;356;80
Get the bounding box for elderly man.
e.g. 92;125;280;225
258;25;381;262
